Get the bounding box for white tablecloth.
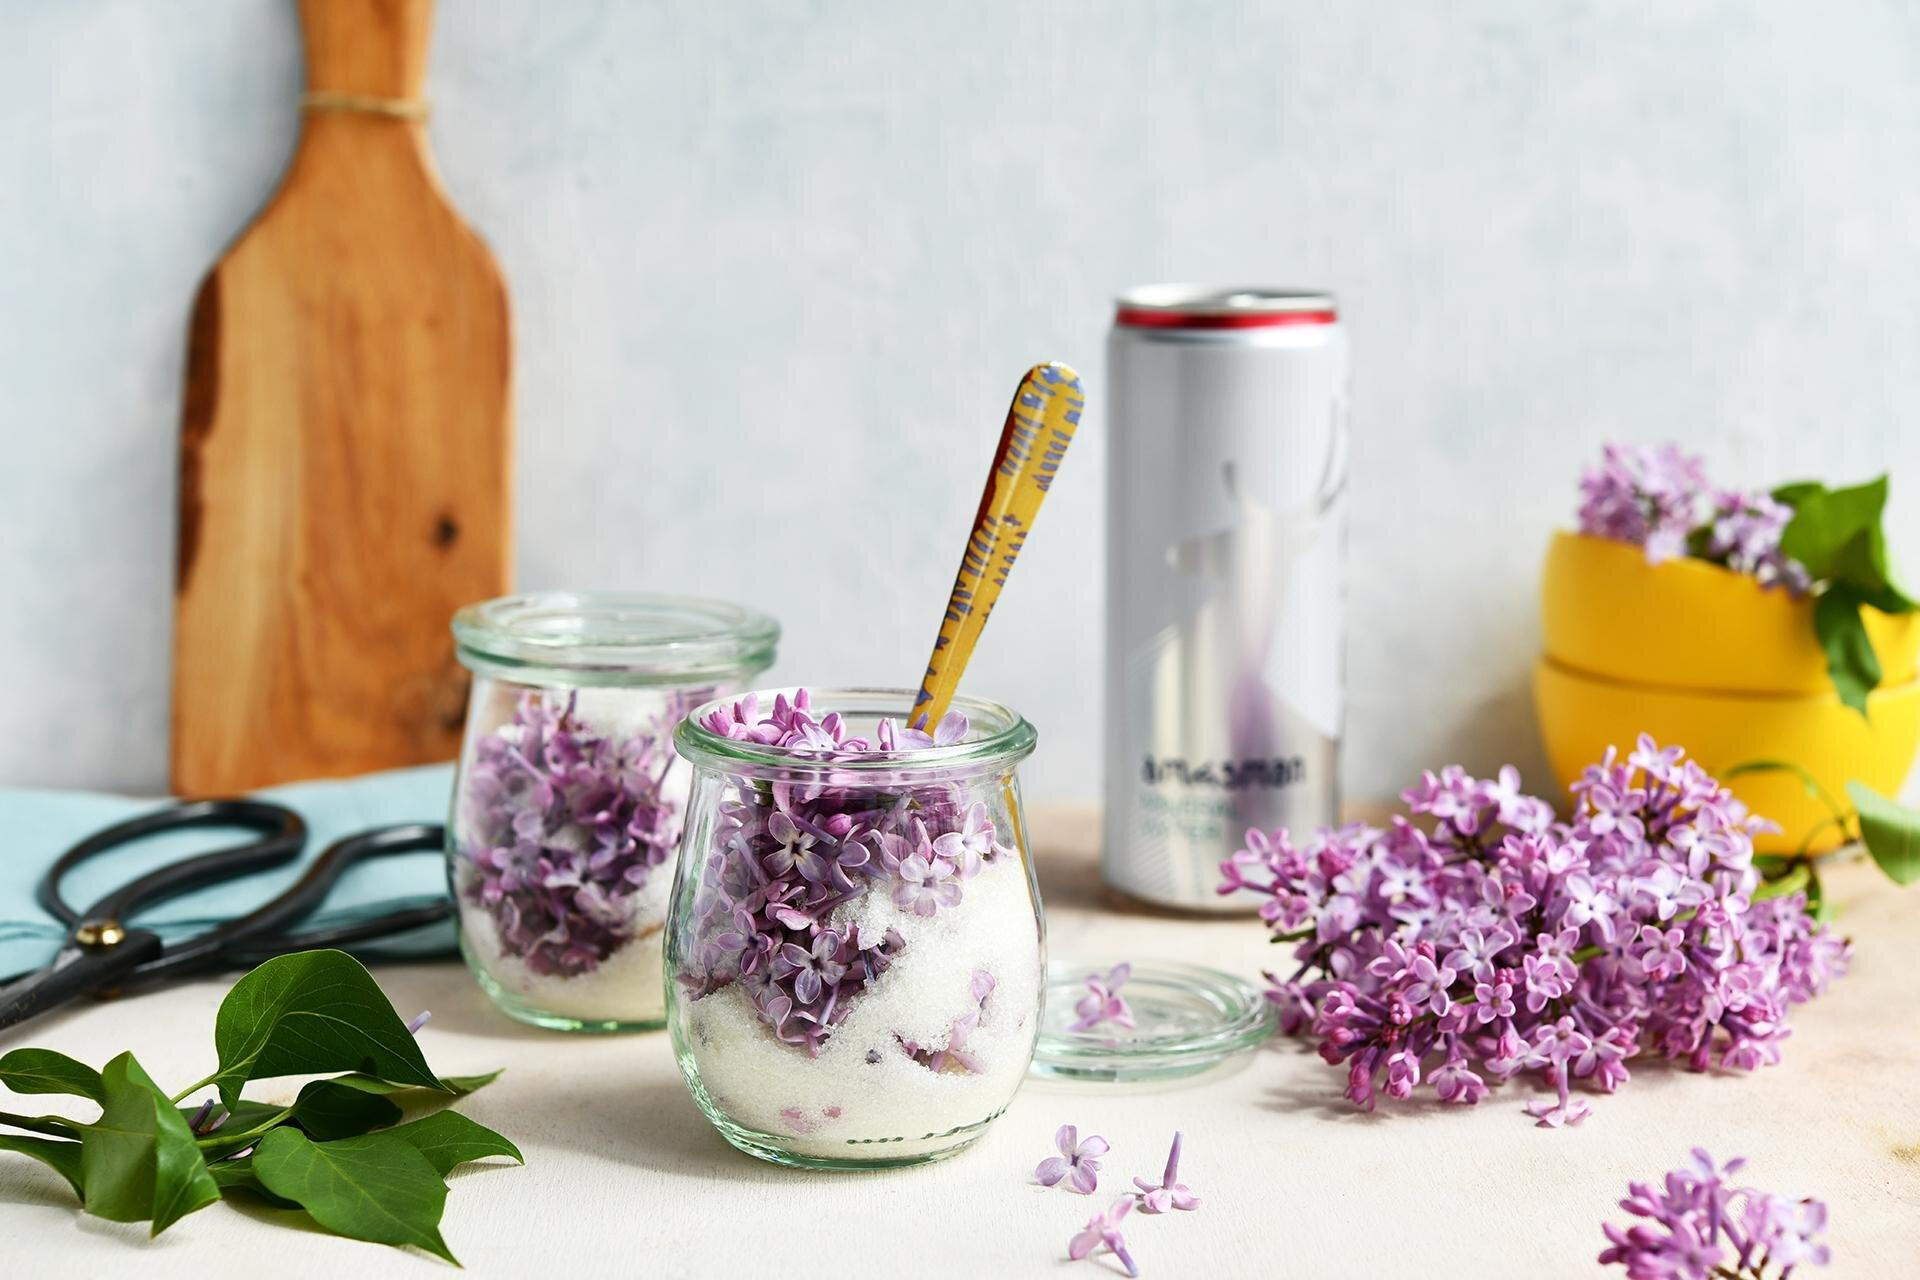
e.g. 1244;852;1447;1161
5;809;1916;1278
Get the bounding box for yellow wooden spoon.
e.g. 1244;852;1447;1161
911;361;1084;731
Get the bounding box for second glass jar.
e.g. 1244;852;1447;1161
666;688;1045;1168
447;592;778;1032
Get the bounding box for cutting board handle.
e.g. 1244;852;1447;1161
299;0;436;99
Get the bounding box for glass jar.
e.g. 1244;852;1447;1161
447;593;778;1032
665;687;1044;1169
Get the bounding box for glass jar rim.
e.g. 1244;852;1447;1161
674;686;1037;774
453;591;779;684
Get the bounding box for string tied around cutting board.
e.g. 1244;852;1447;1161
299;90;429;121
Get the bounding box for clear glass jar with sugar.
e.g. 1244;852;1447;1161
666;687;1044;1167
448;593;777;1032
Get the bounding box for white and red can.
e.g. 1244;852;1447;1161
1104;286;1349;912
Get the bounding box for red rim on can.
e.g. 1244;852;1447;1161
1114;285;1338;330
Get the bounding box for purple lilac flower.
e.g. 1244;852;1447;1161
1036;1123;1110;1195
1577;443;1810;594
406;1010;432;1035
681;690;1014;1061
460;690;694;975
1068;1197;1139;1278
1578;443;1711;562
1706;490;1812;594
1132;1131;1200;1213
1599;1150;1829;1279
1069;963;1136;1033
1224;734;1849;1125
886;708;968;749
889;837;973;917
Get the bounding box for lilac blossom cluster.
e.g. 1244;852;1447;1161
1600;1150;1830;1278
1579;443;1811;594
1221;735;1850;1126
680;690;1014;1059
459;692;685;975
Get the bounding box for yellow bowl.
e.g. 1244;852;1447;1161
1540;530;1920;694
1532;658;1920;854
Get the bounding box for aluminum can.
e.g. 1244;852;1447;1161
1104;286;1348;912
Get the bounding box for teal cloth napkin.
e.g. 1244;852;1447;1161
0;764;458;978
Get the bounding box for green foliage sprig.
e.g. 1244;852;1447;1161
0;949;520;1264
1775;476;1918;714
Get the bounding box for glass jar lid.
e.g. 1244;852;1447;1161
453;592;779;685
1030;959;1277;1083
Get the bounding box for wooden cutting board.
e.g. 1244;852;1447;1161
172;0;510;795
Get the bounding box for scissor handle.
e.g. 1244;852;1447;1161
139;822;453;979
37;798;307;928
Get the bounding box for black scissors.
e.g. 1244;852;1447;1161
0;799;454;1032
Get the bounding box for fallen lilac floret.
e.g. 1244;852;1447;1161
406;1010;432;1035
1132;1131;1200;1213
1037;1123;1110;1195
1599;1149;1829;1279
187;1098;229;1136
1068;963;1135;1034
1068;1196;1139;1277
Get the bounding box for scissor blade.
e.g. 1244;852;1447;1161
0;933;162;1033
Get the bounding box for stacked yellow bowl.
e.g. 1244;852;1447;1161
1532;531;1920;853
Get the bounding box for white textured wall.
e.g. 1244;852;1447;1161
4;1;1919;805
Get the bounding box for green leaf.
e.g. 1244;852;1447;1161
208;1156;301;1209
0;1132;85;1198
1685;522;1717;562
0;1048;106;1103
79;1052;219;1235
438;1071;502;1097
212;950;444;1108
252;1127;456;1264
188;1100;291;1163
1831;524;1916;614
293;1078;403;1141
289;1069;500;1101
1772;480;1825;508
383;1110;522;1176
1812;587;1880;715
1780;476;1888;573
1848;780;1920;886
1780;475;1916;613
180;1088;395;1151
